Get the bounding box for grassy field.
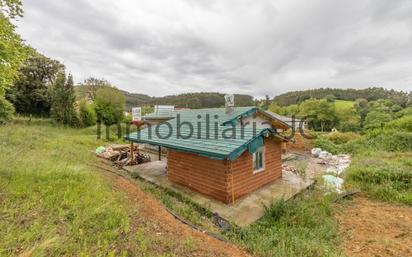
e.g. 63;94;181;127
0;121;345;257
0;122;223;257
0;123;132;256
334;100;354;110
4;121;409;257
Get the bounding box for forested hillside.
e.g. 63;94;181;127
148;92;254;109
273;87;411;106
76;86;255;110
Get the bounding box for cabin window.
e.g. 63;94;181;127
252;147;265;173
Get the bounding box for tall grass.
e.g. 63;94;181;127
345;152;412;205
228;192;342;257
0;123;219;257
0;124;131;256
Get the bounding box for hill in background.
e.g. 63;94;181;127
76;85;411;111
76;86;255;110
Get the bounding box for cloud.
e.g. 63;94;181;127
16;0;412;97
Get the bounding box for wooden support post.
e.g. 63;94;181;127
158;146;161;161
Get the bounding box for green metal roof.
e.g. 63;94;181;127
128;106;286;160
143;106;257;124
126;121;272;160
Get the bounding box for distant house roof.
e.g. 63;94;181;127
127;106;291;160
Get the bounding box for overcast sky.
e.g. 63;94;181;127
16;0;412;97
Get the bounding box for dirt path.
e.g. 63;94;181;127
101;165;251;257
335;197;412;257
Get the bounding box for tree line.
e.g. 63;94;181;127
273;87;411;107
3;46;126;127
147;92;254;109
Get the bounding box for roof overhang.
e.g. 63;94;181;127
125;127;275;161
256;110;291;130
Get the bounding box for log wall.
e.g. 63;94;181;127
167;138;283;204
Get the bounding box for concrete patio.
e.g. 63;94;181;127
123;156;314;227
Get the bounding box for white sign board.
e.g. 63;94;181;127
224;94;235;107
132;107;141;121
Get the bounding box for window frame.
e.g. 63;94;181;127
252;146;265;174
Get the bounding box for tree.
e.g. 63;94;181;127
0;0;28;121
364;111;393;130
78;99;96;127
354;98;369;124
94;86;125;126
299;98;337;131
325;94;336;102
0;95;14;122
336;107;361;132
268;102;284;114
7;51;64;116
396;107;412;118
0;0;23;19
51;73;78;126
284;104;299;116
141;104;154;116
264;95;270;110
77;77;113;101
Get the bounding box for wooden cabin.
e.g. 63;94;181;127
126;106;293;204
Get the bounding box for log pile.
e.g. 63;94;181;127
96;144;151;167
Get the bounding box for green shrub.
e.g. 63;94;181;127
94;86;125;125
340;137;368;154
78;99;96;127
123;114;132;123
367;130;412;152
385;115;412;132
324;131;361;144
395;107;412;118
314;138;340;154
339;121;361;132
364;111;393;130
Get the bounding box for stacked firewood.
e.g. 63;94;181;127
96;144;151;167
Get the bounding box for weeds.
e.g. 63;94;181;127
0;124;130;256
228;192;342;257
346;152;412;205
